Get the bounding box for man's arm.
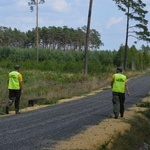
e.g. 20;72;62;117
125;82;130;96
111;75;114;88
19;74;23;93
19;81;23;94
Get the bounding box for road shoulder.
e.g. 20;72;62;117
51;93;150;150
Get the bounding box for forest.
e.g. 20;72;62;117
0;44;149;74
0;25;103;51
0;24;150;74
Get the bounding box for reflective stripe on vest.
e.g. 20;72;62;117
112;73;126;93
8;71;20;90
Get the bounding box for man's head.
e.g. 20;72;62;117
116;67;122;73
14;65;20;71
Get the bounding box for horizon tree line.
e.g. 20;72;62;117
0;25;103;51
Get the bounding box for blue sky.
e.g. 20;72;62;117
0;0;150;50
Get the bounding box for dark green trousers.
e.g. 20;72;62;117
112;92;125;117
7;89;21;113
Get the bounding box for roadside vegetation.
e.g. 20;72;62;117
0;46;150;114
0;48;149;150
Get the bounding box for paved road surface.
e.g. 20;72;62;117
0;74;150;150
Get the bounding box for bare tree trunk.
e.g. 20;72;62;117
124;5;129;71
36;0;39;62
84;0;93;75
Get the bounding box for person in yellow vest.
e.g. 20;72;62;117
5;65;23;114
111;67;130;119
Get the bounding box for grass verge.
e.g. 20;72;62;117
0;70;147;115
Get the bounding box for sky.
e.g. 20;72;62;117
0;0;150;50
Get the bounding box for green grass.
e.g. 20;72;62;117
0;68;148;115
0;69;110;113
136;101;150;107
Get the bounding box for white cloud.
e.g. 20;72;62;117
0;0;149;50
16;0;27;7
107;17;124;29
51;0;70;12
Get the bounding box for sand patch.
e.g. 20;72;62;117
58;88;104;104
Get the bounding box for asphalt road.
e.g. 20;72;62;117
0;74;150;150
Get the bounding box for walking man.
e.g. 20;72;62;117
5;65;23;114
111;67;130;119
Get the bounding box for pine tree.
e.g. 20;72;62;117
113;0;150;70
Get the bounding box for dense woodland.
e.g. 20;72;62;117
0;25;150;74
0;45;149;74
0;26;103;51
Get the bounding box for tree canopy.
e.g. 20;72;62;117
113;0;150;70
0;25;103;51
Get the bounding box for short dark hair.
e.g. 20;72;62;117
116;67;122;72
14;65;20;69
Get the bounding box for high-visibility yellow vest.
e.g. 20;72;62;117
112;73;126;93
8;71;22;90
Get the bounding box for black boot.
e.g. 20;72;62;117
114;113;118;119
15;109;21;114
5;106;9;114
120;114;124;118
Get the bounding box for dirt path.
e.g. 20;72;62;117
52;74;150;150
2;93;149;150
51;94;150;150
2;88;149;150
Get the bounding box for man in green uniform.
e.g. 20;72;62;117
5;65;23;114
111;67;130;119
